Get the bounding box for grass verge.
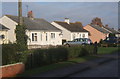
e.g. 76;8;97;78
97;47;118;55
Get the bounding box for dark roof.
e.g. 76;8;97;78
103;26;120;34
0;24;9;30
6;15;61;31
90;24;110;34
54;21;88;32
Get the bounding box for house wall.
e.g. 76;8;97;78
115;34;120;37
71;32;88;41
26;30;62;46
0;30;9;44
51;22;71;41
84;25;107;43
0;16;17;43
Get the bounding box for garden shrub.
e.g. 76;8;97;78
24;47;68;69
67;46;82;59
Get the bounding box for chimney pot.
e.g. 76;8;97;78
27;10;34;20
65;18;70;24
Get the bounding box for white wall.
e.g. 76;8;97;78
0;30;9;44
0;16;17;43
51;22;72;41
51;22;89;41
71;32;88;41
26;30;62;46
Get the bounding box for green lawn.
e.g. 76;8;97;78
97;47;118;55
17;56;97;77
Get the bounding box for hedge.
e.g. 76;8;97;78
2;44;18;65
22;45;94;70
2;44;94;69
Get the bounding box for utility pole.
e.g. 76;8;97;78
18;0;23;26
26;5;28;14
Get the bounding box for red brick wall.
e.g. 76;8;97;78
0;63;25;78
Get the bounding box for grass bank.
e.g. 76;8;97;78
97;47;118;55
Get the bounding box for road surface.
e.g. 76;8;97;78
68;59;119;77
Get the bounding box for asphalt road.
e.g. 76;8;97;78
68;59;119;77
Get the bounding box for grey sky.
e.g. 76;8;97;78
1;0;119;2
2;2;118;29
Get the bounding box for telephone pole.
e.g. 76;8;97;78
18;0;23;26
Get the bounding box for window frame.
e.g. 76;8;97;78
51;33;55;39
32;33;38;42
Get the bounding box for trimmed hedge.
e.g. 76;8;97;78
2;44;94;69
22;45;94;69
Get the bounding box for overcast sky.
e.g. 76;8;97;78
2;2;119;30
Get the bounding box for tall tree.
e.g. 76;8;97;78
15;25;28;51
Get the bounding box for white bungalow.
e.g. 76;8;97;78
0;14;62;49
51;18;89;42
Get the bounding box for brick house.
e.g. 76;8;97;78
84;24;120;43
84;24;110;43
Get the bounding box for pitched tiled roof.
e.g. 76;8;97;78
0;24;9;30
103;26;120;34
54;21;88;32
6;15;61;31
90;24;110;34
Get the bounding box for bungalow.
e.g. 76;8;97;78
0;13;62;49
0;24;9;44
51;18;89;42
84;24;119;43
102;25;120;38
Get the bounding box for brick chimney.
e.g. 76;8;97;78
65;18;70;24
27;10;34;20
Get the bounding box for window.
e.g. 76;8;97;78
82;34;85;38
73;34;75;40
0;35;5;39
46;33;48;41
40;33;42;41
32;33;37;41
51;33;55;39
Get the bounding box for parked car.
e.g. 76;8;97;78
101;37;118;47
63;38;92;47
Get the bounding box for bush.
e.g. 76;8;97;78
2;44;18;65
23;45;94;70
66;46;82;58
2;44;94;69
23;47;68;69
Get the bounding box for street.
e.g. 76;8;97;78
68;59;119;77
